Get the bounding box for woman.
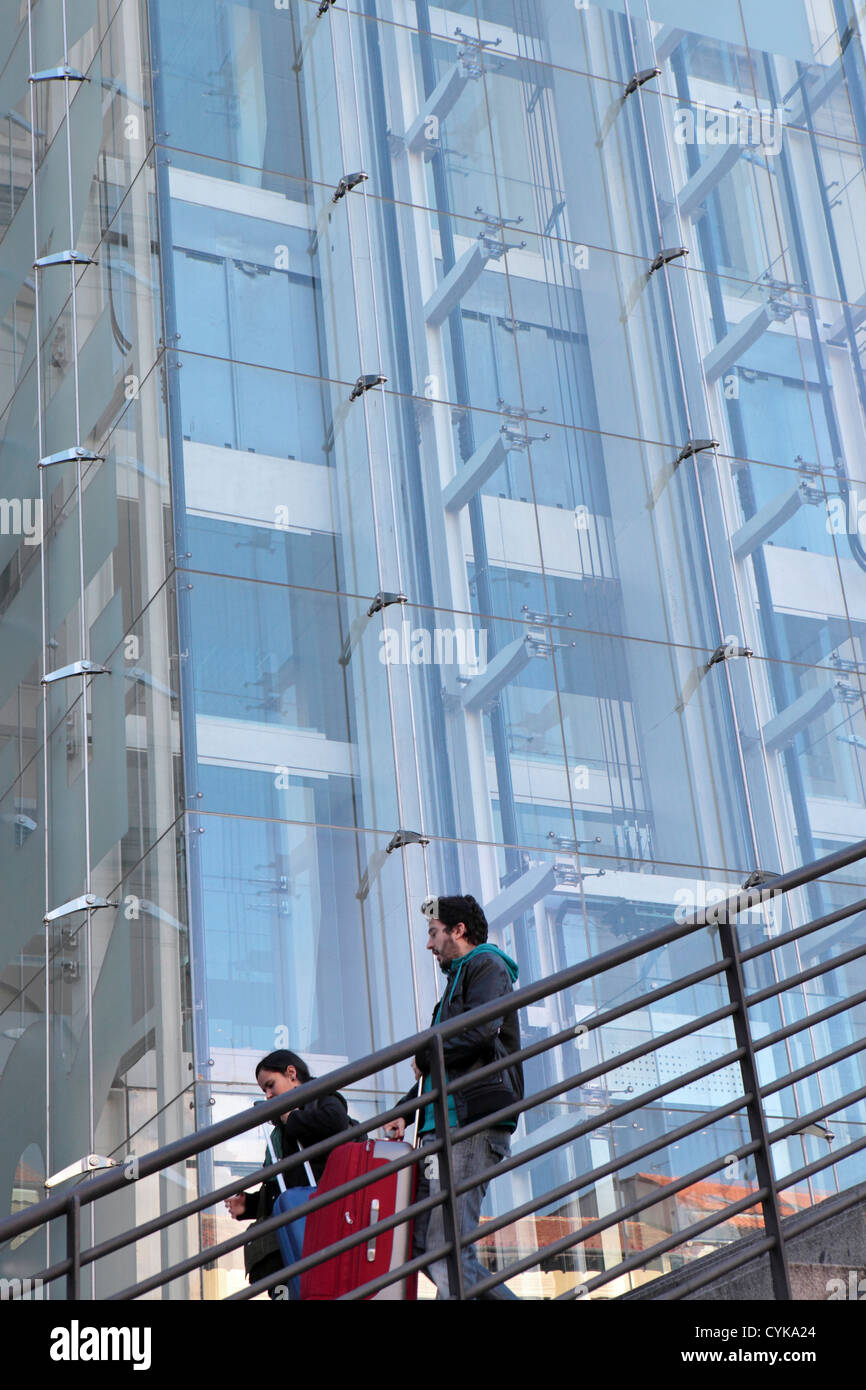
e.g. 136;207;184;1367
226;1048;353;1296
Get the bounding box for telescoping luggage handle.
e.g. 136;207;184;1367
264;1130;316;1190
366;1083;423;1265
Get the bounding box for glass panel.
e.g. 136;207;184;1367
187;572;401;837
199;820;424;1069
151;0;323;190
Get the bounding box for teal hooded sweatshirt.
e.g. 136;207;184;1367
418;943;520;1134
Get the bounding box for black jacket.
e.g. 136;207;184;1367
410;948;523;1127
241;1091;354;1275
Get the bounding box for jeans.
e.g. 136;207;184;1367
413;1129;519;1300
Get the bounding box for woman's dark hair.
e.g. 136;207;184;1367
255;1049;312;1083
437;894;488;946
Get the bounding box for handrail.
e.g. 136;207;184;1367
1;834;865;1299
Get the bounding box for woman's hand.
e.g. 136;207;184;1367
383;1119;406;1140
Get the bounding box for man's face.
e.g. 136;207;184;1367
426;918;465;970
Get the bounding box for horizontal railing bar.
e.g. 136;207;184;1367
745;938;866;1005
469;1171;767;1300
774;1132;866;1193
739;897;866;963
0;1084;440;1252
5;836;866;1295
155;1101;754;1303
643;1236;778;1302
6;836;864;1255
448;1002;738;1127
753;985;866;1051
447;958;733;1094
108;1142;436;1300
463;1142;761;1295
61;1114;441;1282
223;1092;441;1182
680;838;866;922
451;1043;747;1149
679;838;866;917
220;1193;446;1303
88;838;860;1222
336;1246;439;1302
337;1244;455;1303
454;1094;753;1253
784;1182;866;1240
554;1201;774;1304
36;1140;367;1286
2;1016;744;1281
768;1082;866;1143
760;1034;866;1099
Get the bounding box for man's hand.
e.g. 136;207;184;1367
383;1118;406;1140
411;1060;422;1081
225;1193;247;1219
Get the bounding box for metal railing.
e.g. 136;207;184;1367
3;837;866;1300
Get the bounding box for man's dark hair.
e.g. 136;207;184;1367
255;1048;312;1083
437;894;488;946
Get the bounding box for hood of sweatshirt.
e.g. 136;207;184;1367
439;943;519;1012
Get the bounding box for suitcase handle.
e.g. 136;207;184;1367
366;1198;381;1262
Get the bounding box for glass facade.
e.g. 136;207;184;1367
1;0;866;1297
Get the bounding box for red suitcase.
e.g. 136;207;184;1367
300;1139;418;1300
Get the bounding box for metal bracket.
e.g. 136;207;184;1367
708;643;753;666
501;424;550;449
624;67;660;97
38;446;103;470
368;591;407;617
29;66;88;84
498;397;547;421
44;894;116;923
834;679;861;706
676;438;718;464
339;592;407;667
742;870;778;890
479;230;526;258
525;631;575;658
797;479;824;506
522;606;574;624
553;864;605;887
650;246;688;273
454;26;502;78
34;250;96;268
332;170;368;203
547;832;602;851
356;828;429;902
42;660;109;685
386;829;429;853
45;1154;119;1189
350;373;387;401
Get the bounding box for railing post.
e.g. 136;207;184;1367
66;1192;81;1300
428;1035;466;1300
716;915;793;1300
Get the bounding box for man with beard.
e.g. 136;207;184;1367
385;894;522;1299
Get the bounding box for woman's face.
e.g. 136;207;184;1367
257;1067;300;1101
